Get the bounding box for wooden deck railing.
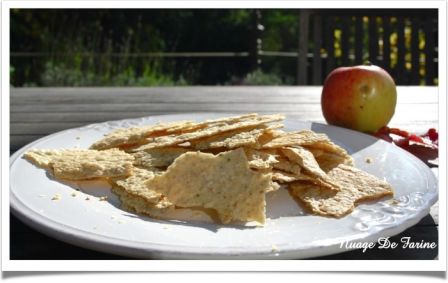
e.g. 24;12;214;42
297;9;438;85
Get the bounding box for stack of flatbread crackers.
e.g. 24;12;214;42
23;113;393;225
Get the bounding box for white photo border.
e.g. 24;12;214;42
2;0;446;272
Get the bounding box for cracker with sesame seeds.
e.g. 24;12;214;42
24;148;134;180
22;113;395;224
90;120;198;150
269;170;314;183
288;164;394;217
280;146;341;191
132;114;285;151
262;130;351;159
23;149;64;169
243;148;279;170
131;147;192;169
192;124;283;150
111;184;174;218
145;148;271;224
262;130;330;149
110;167;170;207
315;152;355;172
272;157;302;176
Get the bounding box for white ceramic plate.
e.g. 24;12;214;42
10;113;438;259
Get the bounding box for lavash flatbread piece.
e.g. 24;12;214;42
23;149;64;169
22;112;394;225
315;152;354;172
24;148;134;180
145;148;271;224
133;114;285;151
111;185;174;218
288;164;394;217
262;130;330;149
280;146;342;191
109;167;170;207
131;147;191;169
262;130;351;159
90;120;199;150
271;171;300;183
272;157;302;175
243;148;280;170
192;124;283;150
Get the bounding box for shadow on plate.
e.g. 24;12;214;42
310;122;379;155
49;170;308;232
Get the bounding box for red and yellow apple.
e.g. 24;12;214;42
321;65;397;133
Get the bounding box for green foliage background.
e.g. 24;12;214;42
10;9;437;86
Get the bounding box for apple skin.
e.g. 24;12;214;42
321;65;397;133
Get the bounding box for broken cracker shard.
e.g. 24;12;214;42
22;113;394;225
146;148;270;224
23;148;134;180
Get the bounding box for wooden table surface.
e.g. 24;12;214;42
10;86;439;260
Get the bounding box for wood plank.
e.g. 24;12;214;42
10;92;438;105
11;96;331;105
9;101;438;118
312;14;323;85
10;214;128;260
11;86;439;102
410;17;421;85
12;86;329;97
11;87;331;101
9;103;325;113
